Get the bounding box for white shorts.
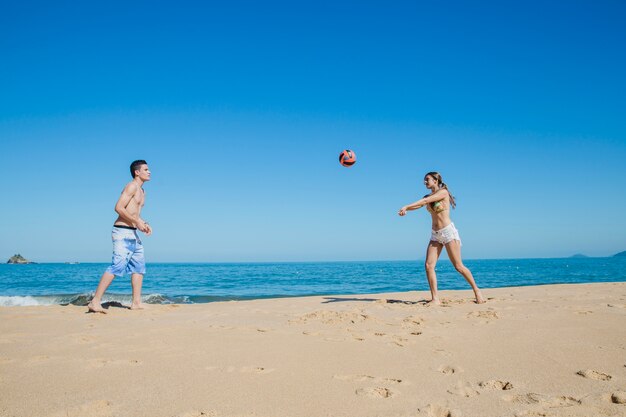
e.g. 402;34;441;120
430;223;462;246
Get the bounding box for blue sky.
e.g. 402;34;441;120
1;1;625;262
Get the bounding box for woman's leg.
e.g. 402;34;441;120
445;240;485;303
424;241;444;304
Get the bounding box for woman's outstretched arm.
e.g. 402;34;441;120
398;189;448;216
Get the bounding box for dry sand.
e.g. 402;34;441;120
1;282;626;417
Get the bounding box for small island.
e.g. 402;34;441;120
613;251;626;258
7;254;34;264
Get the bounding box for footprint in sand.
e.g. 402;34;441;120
576;310;594;315
504;393;581;407
513;411;551;417
611;391;626;404
349;332;366;341
543;396;581;408
466;310;499;322
256;328;272;333
447;381;480;397
438;365;460;375
349;330;412;347
333;374;403;384
389;336;410;347
355;387;395;398
433;349;452;357
576;369;612;381
478;379;513;390
290;310;372;325
402;315;425;327
440;298;468;307
401;316;425;336
505;393;546;405
416;403;461;417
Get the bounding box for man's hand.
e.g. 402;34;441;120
398;207;407;216
137;219;150;234
144;222;153;236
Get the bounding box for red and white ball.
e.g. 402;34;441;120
339;149;356;167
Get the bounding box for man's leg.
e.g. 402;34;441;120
88;272;116;313
130;273;144;309
129;238;146;310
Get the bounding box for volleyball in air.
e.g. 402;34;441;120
339;149;356;167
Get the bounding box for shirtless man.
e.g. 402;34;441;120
87;160;153;313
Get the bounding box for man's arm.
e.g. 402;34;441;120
114;182;148;231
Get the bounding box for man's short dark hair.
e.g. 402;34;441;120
130;160;148;178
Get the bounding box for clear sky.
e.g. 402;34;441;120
1;1;625;262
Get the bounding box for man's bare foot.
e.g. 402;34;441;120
87;302;107;314
475;291;486;304
130;302;145;310
426;298;441;306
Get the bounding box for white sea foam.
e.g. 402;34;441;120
0;296;48;306
0;293;172;307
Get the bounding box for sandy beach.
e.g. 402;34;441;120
1;282;625;417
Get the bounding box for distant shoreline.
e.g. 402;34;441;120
3;255;626;264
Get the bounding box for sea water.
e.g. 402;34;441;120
1;257;625;306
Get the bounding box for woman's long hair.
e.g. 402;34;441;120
425;171;456;209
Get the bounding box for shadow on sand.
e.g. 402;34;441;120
321;296;427;305
85;301;129;313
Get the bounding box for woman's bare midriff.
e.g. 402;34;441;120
430;212;452;231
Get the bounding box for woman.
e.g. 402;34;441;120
398;172;485;304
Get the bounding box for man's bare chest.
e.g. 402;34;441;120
128;191;145;210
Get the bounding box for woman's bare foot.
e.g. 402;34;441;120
130;302;145;310
426;297;441;306
475;291;486;304
87;302;107;314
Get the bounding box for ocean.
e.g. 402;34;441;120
1;257;625;306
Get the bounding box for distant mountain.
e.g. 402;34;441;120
613;251;626;258
569;254;589;258
7;254;34;264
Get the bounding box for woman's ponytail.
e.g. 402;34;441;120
426;171;456;209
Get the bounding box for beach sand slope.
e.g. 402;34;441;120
1;282;626;417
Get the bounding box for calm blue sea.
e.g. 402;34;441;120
1;258;625;306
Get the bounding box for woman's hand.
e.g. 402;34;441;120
398;207;407;216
